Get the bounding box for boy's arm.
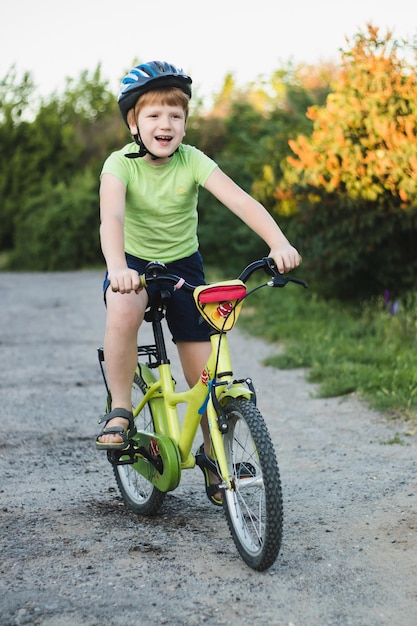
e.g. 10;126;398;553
204;167;301;274
100;173;141;293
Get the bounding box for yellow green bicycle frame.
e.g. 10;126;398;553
132;331;251;491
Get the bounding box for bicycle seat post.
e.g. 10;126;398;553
145;289;171;365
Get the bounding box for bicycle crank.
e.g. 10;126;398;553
131;431;182;492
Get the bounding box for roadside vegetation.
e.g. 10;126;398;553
240;282;417;420
1;24;416;419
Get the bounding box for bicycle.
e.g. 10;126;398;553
98;257;307;571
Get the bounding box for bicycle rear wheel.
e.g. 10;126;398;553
113;367;166;516
221;397;283;571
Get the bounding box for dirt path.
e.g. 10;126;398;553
1;271;416;626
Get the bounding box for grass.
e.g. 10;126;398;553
238;280;417;421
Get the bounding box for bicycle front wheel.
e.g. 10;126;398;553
113;367;166;516
221;397;283;571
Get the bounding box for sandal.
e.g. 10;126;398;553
96;408;136;450
195;443;223;507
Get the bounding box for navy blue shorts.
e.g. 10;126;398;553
103;251;211;343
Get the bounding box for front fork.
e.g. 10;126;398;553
204;333;253;490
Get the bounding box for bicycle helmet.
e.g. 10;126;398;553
118;61;192;125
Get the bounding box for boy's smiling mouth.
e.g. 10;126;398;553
156;135;172;142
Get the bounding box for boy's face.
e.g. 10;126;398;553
129;103;186;163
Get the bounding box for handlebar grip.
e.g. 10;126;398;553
138;274;147;289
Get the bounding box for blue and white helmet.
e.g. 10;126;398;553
118;61;192;124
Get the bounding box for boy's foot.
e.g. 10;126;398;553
196;444;223;506
96;408;136;450
97;417;129;443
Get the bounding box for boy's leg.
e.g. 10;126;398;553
176;340;213;445
176;340;211;387
97;288;148;445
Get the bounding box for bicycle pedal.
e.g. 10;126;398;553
106;442;137;466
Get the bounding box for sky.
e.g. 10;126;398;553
1;0;416;105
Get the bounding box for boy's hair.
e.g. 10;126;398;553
127;87;190;127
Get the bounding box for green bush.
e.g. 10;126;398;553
289;194;417;300
10;170;101;271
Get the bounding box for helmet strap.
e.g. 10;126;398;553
124;133;154;159
125;132;178;161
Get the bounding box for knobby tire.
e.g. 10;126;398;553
221;397;283;571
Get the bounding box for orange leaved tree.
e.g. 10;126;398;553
282;24;417;300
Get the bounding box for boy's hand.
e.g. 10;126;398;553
109;268;141;294
270;242;302;274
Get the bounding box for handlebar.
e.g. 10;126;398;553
238;257;308;289
139;257;307;292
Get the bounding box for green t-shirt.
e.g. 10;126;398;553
101;142;218;263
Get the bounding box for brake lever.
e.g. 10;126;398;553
271;275;308;288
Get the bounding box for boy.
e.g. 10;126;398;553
96;61;301;502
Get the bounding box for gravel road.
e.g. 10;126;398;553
1;270;416;626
